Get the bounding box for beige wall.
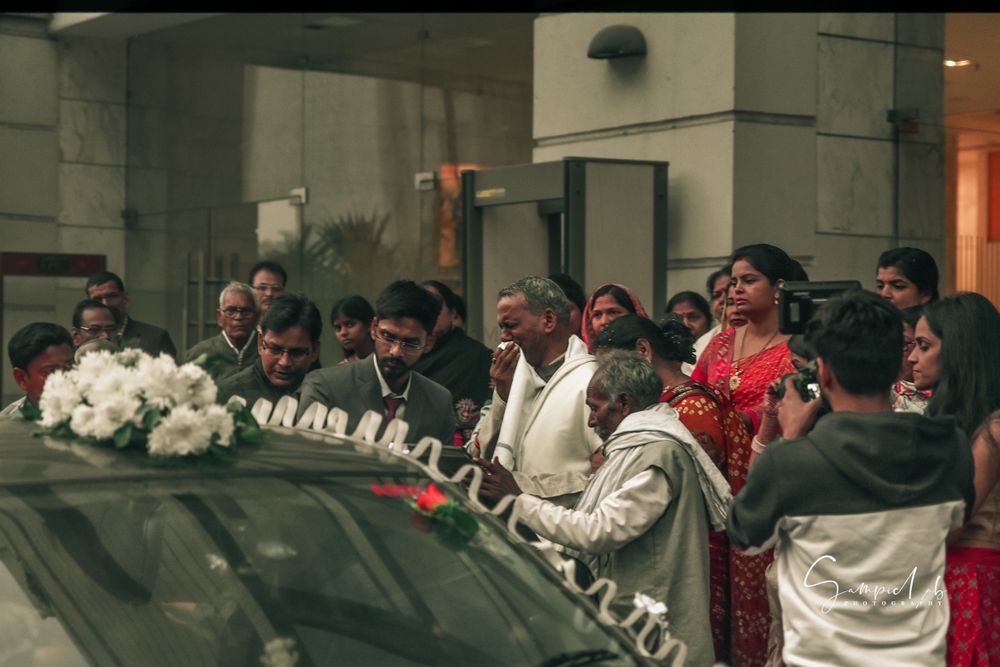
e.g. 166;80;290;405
534;15;731;298
1;14;126;405
533;12;945;303
1;16;61;407
812;13;945;284
122;47;532;364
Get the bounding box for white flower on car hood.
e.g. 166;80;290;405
260;637;298;667
35;348;242;459
202;404;235;446
38;370;82;427
147;406;214;457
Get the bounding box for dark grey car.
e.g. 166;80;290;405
0;419;648;666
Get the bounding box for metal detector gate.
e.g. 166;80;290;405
461;157;668;344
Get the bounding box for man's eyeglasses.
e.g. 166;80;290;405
374;330;424;352
77;325;119;335
253;283;285;295
261;339;312;361
219;307;256;319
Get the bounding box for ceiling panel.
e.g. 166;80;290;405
945;12;1000;146
133;12;535;91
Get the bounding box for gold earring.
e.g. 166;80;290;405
774;294;780;305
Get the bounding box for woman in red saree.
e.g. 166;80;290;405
692;244;802;667
593;314;733;662
581;283;649;351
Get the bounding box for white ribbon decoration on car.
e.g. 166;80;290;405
295;402;328;431
249;398;689;664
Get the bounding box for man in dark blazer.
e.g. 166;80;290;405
219;293;320;408
413;280;492;439
85;270;177;360
297;280;455;445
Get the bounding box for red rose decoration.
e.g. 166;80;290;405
415;484;448;512
410;483;479;544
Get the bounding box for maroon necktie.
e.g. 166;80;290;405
384;396;403;422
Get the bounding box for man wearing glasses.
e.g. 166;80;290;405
218;293;320;407
85;270;177;360
248;260;287;316
71;299;121;349
296;280;455;444
184;282;259;380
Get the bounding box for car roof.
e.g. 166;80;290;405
0;419;422;488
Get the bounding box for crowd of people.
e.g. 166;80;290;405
3;244;999;666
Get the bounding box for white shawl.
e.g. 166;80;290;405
495;335;600;475
596;402;733;531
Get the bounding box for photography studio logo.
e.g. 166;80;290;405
803;554;946;615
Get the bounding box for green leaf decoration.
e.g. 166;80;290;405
17;402;41;422
113;424;133;449
409;498;479;545
192;353;230;383
237;421;264;445
451;510;480;539
230;404;263;444
141;405;161;431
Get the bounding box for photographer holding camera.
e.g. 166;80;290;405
727;289;974;665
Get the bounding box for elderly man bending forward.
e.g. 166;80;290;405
478;350;730;667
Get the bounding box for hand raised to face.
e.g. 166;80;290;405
489;343;520;403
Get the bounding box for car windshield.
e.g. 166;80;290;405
0;471;640;666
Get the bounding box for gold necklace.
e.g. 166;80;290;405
729;329;780;392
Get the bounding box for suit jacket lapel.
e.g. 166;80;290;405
358;359;386;417
402;374;428;438
358;360;429;440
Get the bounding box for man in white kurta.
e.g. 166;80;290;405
467;276;602;486
477;351;731;667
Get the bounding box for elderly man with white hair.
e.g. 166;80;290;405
477;350;731;667
184;281;260;380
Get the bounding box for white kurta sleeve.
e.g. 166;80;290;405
514;468;670;555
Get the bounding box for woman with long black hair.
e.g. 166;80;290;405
909;292;1000;666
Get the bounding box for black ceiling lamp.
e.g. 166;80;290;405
587;25;647;60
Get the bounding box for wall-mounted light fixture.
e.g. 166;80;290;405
587;25;646;60
944;58;973;68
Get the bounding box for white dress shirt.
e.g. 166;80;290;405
372;354;412;419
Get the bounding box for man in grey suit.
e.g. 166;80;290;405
85;270;177;360
297;280;455;444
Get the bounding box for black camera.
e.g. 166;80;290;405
778;280;862;334
776;360;821;403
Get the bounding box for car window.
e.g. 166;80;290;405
0;475;640;666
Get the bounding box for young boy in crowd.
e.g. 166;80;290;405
727;290;974;665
